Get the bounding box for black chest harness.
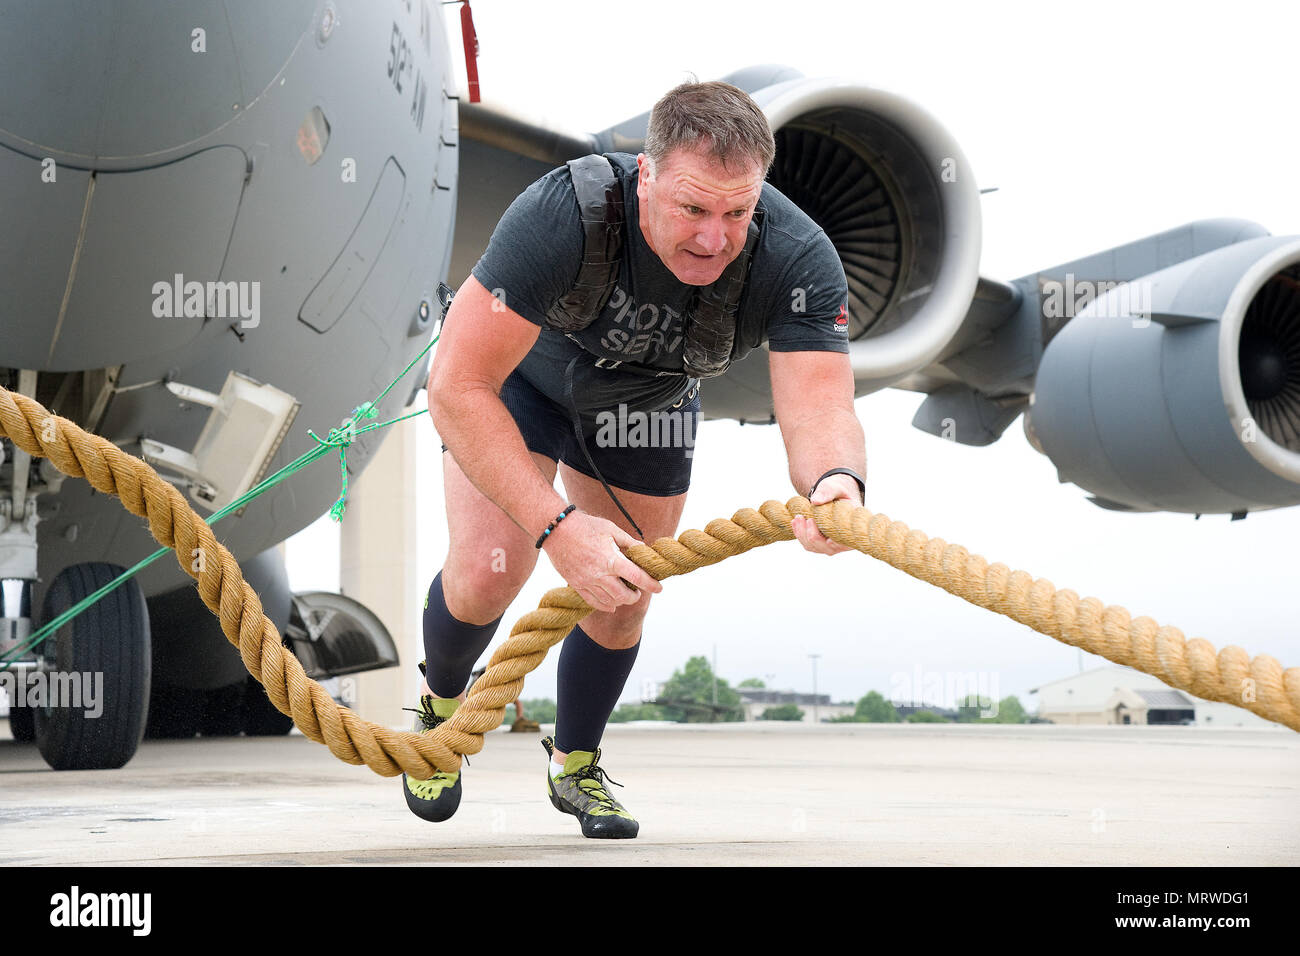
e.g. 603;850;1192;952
545;153;765;380
539;154;766;540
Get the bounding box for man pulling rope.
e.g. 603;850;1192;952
407;80;866;839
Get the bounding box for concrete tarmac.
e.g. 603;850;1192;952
1;721;1297;866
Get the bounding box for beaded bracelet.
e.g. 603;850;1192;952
535;504;577;549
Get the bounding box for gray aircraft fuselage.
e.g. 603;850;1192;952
1;1;454;608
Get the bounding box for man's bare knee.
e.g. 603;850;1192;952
580;594;651;649
442;552;536;624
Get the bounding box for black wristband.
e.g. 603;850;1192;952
535;504;577;549
808;467;866;503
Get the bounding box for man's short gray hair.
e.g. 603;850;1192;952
643;80;775;177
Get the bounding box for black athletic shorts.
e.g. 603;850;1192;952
439;368;701;498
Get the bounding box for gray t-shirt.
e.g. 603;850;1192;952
470;152;849;418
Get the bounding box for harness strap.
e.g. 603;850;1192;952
546;155;625;332
562;354;644;540
683;214;762;378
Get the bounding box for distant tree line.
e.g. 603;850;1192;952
499;663;1031;726
829;691;1028;724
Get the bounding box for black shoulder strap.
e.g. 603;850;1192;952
684;208;764;378
545;154;624;332
728;206;766;365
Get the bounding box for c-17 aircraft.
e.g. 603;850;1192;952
1;1;1297;772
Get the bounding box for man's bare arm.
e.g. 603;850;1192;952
427;275;565;539
770;348;865;554
427;275;661;609
770;349;865;495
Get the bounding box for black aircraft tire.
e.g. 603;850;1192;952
241;677;294;736
8;704;35;742
34;563;151;771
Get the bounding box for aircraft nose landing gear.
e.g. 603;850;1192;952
31;563;151;770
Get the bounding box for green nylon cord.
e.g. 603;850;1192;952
0;333;437;671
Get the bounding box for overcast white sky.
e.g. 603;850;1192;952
288;0;1300;714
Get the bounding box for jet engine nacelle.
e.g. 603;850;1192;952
742;76;982;391
1025;234;1300;514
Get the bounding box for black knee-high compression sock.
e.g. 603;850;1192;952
554;624;641;755
421;571;504;698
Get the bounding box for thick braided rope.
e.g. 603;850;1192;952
1;387;1295;786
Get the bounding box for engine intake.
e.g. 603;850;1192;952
1239;265;1300;452
752;78;982;390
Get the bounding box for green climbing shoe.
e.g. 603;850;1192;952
541;735;639;839
402;694;462;823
